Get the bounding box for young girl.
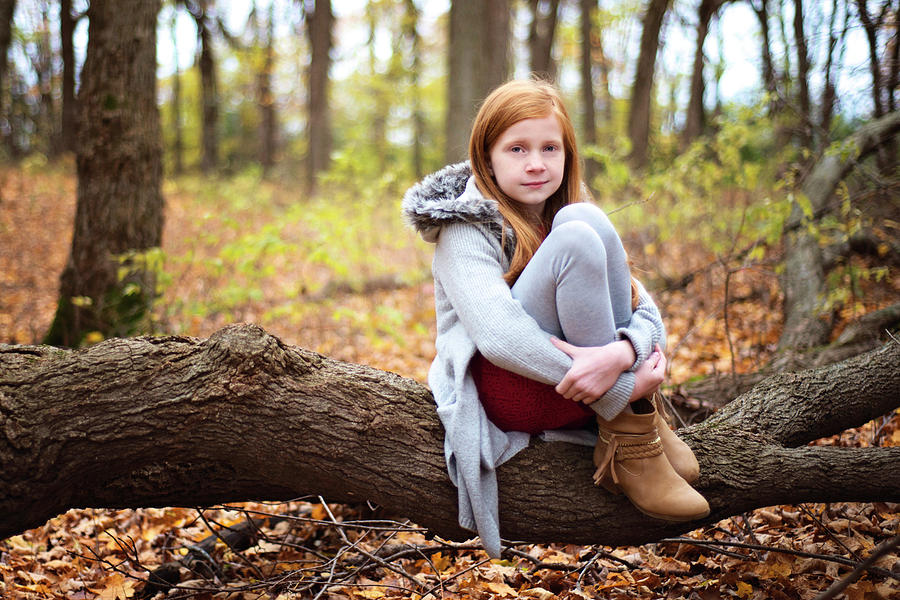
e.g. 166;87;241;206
402;79;708;557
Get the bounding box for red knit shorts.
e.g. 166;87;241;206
470;352;595;434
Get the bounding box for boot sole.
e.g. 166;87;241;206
594;469;709;521
633;505;710;522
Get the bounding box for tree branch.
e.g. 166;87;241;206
1;325;898;547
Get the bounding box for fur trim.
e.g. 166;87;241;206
401;162;501;241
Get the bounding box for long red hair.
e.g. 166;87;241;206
468;79;586;285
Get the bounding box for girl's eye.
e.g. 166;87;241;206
510;146;524;153
544;144;559;152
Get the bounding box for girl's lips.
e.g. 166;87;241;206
523;181;548;188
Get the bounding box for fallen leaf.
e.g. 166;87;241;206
486;581;517;597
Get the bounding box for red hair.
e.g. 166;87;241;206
468;79;586;284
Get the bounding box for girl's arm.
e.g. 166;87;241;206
552;279;667;418
616;278;667;370
433;222;572;383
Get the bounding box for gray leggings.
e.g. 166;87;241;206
511;202;632;346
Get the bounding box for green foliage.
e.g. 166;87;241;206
593;103;788;265
152;169;430;349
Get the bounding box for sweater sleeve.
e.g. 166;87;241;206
589;280;666;419
616;278;667;370
433;222;572;384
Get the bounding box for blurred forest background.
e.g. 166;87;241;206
0;0;899;599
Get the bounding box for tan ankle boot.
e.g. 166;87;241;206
593;398;710;522
651;393;700;484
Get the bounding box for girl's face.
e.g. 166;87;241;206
488;114;565;216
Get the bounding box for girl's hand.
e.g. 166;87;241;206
552;338;636;404
630;344;667;401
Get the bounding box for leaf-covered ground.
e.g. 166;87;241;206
1;164;898;599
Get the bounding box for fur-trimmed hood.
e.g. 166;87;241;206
401;161;502;243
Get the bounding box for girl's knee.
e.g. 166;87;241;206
553;203;622;250
546;220;608;263
552;202;606;229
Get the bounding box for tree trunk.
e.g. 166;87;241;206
778;111;900;353
481;0;510;99
59;0;78;154
366;4;389;174
792;0;811;147
818;0;843;140
2;324;898;545
28;5;59;155
579;0;598;186
304;0;333;195
197;3;219;174
750;0;783;130
857;0;885;118
528;0;560;78
257;1;277;172
682;0;727;147
43;0;163;348
627;0;670;170
445;0;509;164
403;0;425;178
856;0;897;174
170;9;184;176
0;0;14;155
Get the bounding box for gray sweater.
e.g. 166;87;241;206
401;162;665;557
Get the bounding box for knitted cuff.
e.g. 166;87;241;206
617;328;651;371
589;371;634;420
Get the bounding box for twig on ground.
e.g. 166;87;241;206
814;534;900;600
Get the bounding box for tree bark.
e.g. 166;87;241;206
0;0;14;155
197;3;219;174
59;0;78;154
857;0;885;119
170;8;184;176
445;0;509;164
2;324;898;546
528;0;560;79
403;0;425;178
682;0;728;147
579;0;598;186
778;110;900;353
256;1;277;172
305;0;333;194
44;0;163;348
792;0;812;147
627;0;670;170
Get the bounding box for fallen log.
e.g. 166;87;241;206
1;324;898;546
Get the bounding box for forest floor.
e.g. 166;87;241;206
1;163;898;600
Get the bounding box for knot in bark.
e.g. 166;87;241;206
202;324;287;376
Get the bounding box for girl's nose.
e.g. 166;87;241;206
525;157;546;172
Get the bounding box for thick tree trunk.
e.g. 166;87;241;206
197;6;219;174
2;324;898;546
445;0;509;164
44;0;163;348
305;0;333;194
627;0;670;170
778;110;900;353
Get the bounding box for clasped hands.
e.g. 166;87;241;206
551;337;666;405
